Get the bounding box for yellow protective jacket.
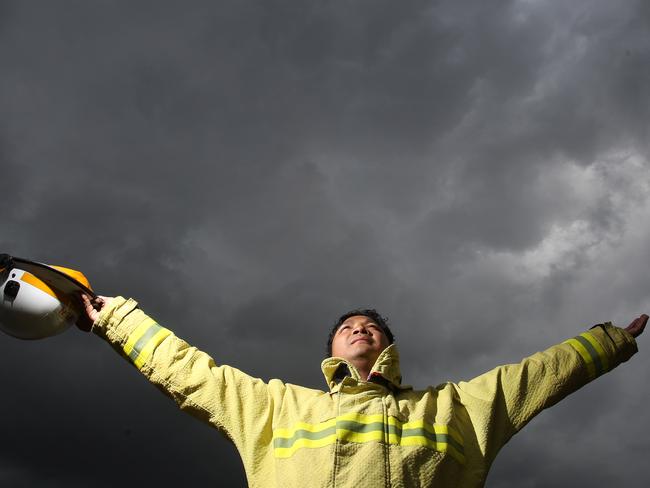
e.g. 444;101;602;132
93;297;638;487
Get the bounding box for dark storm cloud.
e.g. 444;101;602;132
1;0;649;486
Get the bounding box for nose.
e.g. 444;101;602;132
352;324;370;335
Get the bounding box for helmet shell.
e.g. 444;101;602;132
0;267;84;340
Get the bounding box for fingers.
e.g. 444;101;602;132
80;293;93;313
94;295;113;312
76;293;110;332
625;314;648;338
81;293;108;310
635;314;648;336
90;295;105;310
76;293;96;332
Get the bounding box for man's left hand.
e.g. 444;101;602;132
625;314;648;338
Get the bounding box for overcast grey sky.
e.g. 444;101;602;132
1;0;649;486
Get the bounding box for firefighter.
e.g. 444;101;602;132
77;294;645;487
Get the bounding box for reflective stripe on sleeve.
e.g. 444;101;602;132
564;331;608;379
273;414;465;464
578;332;609;372
122;318;171;370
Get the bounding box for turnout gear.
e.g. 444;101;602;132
93;297;637;487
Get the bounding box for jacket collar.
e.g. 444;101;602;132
320;344;410;392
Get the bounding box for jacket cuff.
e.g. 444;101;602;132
590;322;638;364
92;296;139;342
562;322;637;381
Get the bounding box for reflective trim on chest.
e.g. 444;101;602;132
273;412;466;465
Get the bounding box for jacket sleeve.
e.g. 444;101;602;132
454;323;638;465
92;296;276;467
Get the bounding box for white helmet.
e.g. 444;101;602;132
0;254;94;340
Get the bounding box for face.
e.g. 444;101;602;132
331;315;390;365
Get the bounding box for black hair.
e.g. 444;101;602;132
326;308;394;357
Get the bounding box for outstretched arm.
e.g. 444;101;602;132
78;293;277;468
455;317;641;465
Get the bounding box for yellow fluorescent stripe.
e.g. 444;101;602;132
387;432;401;444
274;434;466;465
274;435;337;458
386;416;402;427
133;328;172;369
274;414;388;439
400;437;466;464
337;412;386;424
437;425;464;446
122;318;157;357
338;429;385;443
336;413;430;437
401;421;464;446
401;437;448;449
273;419;337;438
579;332;609;372
273;416;466;464
564;338;596;378
275;417;463;444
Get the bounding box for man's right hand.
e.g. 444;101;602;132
76;293;114;332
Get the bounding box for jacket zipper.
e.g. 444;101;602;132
383;395;391;487
331;390;342;487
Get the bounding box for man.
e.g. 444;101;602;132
79;294;646;487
